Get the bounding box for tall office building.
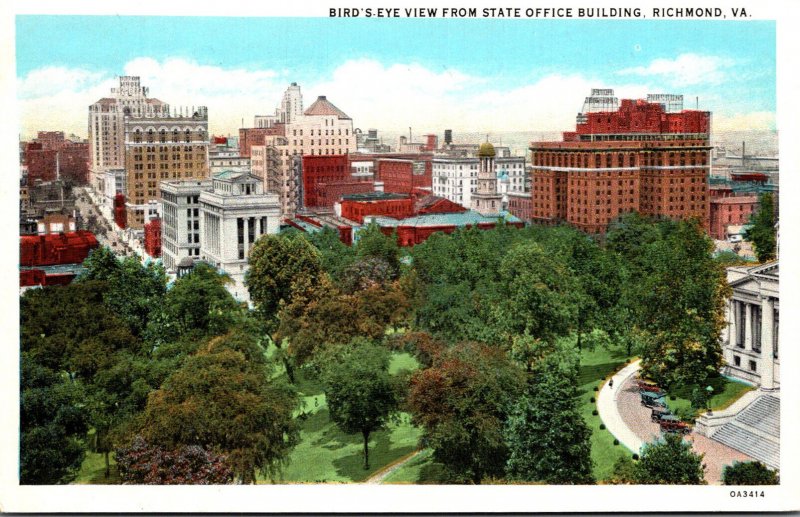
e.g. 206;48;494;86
530;89;711;234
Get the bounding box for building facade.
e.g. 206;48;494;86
471;142;503;216
199;171;282;301
530;90;711;234
432;155;525;209
88;76;169;191
721;261;779;389
160;179;212;273
709;195;758;241
123;107;210;228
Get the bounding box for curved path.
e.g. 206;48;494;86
597;359;644;454
598;360;756;484
364;449;423;484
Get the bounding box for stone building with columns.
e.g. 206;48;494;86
199;170;281;302
722;261;779;390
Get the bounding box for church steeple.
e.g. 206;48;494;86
471;141;502;216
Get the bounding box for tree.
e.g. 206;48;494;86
355;222;401;279
490;242;580;348
634;433;706;484
504;347;594;484
246;233;324;333
77;247;167;337
116;436;233;485
137;331;299;483
407;342;526;483
162;262;243;338
744;192;777;262
340;256;395;293
627;219;730;387
308;226;357;282
20;354;89;484
321;340;401;470
607;456;638;485
722;461;778;485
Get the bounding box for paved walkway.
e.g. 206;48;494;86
596;359;644;454
364;449;422;484
599;360;756;484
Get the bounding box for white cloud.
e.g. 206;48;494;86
616;53;735;87
713;111;776;132
16;55;772;143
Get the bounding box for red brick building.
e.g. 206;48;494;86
239;126;284;157
144;217;162;258
302;154;376;209
507;191;533;222
531;94;711;234
376;158;432;194
709;196;758;240
24;135;90;185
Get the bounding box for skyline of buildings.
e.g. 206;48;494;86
15;17;777;140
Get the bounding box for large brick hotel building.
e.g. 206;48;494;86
530;89;711;234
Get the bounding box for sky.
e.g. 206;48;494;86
15;16;776;139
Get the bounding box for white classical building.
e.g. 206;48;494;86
432;154;525;209
160;179;212;273
199;171;281;301
721;261;779;389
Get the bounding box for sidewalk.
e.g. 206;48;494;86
596;359;643;454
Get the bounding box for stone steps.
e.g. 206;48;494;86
710;395;780;470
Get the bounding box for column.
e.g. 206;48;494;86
243;217;250;258
744;303;753;350
760;296;775;390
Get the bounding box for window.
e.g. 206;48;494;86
749;360;757;372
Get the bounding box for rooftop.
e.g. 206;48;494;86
304;95;351;120
341;192;408;202
368;210;521;228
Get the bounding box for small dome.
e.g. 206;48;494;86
478;142;496;158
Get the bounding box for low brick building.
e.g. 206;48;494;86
709;195;758;240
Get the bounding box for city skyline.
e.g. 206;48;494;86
16;16;775;139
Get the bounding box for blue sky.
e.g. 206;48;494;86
15;16;776;138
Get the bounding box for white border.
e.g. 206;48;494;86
1;0;798;512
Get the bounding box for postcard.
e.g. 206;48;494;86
1;0;798;512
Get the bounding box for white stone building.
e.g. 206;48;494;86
433;151;524;210
251;87;356;217
199;171;281;302
88;76;169;192
160;179;212;273
722;261;779;390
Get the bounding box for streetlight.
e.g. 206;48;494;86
705;385;714;414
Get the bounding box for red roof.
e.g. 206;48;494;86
304;96;351;119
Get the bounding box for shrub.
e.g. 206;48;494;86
670;395;677;401
632;454;639;461
592;409;598;416
593;386;599;392
590;397;595;403
613;439;620;446
599;423;606;430
723;461;779;485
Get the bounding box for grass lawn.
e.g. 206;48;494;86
577;346;632;482
74;448;120;484
261;351;424;483
384;345;633;484
665;375;755;419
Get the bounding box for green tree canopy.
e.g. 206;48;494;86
634;433;706;484
321;340;401;469
407;342;526;483
246;233;324;333
722;461;779;485
77;247;167;337
504;347;594;484
20;353;89;484
137;331;300;483
355;222;401;278
744;192;777;262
